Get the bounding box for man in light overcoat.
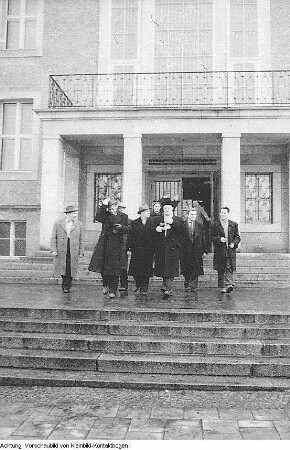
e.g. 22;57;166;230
51;205;85;293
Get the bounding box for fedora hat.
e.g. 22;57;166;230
137;204;150;214
64;205;78;214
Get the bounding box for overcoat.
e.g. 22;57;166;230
151;215;185;278
88;205;129;276
50;218;85;278
180;220;206;279
127;217;154;279
209;220;241;272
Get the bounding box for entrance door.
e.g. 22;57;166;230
151;180;182;216
182;177;212;218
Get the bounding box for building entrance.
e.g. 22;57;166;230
150;174;215;219
182;177;211;217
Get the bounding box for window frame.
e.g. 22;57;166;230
110;0;140;62
0;101;33;171
0;0;44;56
244;172;273;225
0;220;26;256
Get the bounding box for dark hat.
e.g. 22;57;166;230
64;205;78;214
137;204;150;214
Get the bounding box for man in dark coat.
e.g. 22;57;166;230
88;198;129;298
181;207;207;292
151;204;185;299
127;204;154;295
209;206;241;293
117;203;129;294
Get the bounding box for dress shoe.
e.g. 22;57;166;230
109;293;116;299
226;285;233;293
220;287;227;293
63;289;70;293
133;287;139;293
102;286;109;295
119;287;127;291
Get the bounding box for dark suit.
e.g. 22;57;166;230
127;217;154;292
209;219;241;288
181;219;206;289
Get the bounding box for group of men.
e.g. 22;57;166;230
51;194;240;299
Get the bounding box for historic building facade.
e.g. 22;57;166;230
1;0;290;256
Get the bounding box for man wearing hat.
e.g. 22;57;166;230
51;205;85;293
88;198;129;298
127;204;154;295
151;204;185;299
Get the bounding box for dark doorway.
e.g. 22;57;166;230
182;177;211;217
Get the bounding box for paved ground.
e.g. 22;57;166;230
1;387;290;440
1;283;290;312
1;283;290;440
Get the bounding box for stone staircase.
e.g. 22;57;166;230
0;301;290;390
0;252;290;287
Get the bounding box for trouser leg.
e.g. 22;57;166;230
140;276;149;293
217;270;225;288
225;257;234;286
107;275;119;295
119;269;128;290
62;238;72;291
102;274;109;288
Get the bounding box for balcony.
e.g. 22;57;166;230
49;71;290;109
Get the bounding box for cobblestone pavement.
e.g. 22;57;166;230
1;387;290;440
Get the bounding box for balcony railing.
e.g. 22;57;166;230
49;70;290;109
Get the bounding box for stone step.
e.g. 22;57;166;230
0;348;98;371
0;367;288;391
0;270;54;278
98;353;290;377
2;306;290;324
1;348;290;376
2;331;290;356
2;317;290;339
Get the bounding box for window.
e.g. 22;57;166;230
230;0;258;58
3;0;37;50
0;102;33;171
245;173;272;224
155;0;213;72
111;0;138;60
94;173;122;217
0;221;26;256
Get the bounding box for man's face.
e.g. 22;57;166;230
153;203;161;213
109;204;118;214
163;205;173;216
66;211;77;221
141;209;150;219
188;210;197;221
220;208;229;221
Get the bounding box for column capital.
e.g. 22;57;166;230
222;132;242;139
123;134;143;140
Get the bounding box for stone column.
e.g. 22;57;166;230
221;133;241;223
122;135;143;220
40;137;65;250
